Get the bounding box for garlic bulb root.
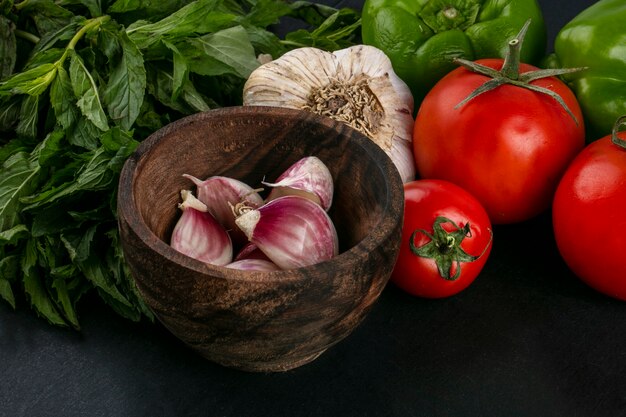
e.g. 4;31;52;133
243;44;416;183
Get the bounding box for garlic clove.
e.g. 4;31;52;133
234;242;271;262
225;258;280;271
262;156;334;211
170;190;233;266
234;195;339;270
243;44;417;183
182;174;263;245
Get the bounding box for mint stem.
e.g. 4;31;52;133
14;29;40;44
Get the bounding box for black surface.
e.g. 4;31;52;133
3;1;623;416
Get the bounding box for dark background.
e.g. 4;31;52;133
3;1;623;416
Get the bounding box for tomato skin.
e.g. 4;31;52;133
413;59;586;224
552;130;626;301
391;179;493;298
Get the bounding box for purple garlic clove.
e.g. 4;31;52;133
263;156;334;211
234;242;272;262
182;174;264;245
225;259;280;271
170;190;233;266
234;195;339;270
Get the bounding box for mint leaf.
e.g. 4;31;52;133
0;15;16;79
50;67;100;150
0;278;15;308
50;66;77;131
0;224;28;245
40;235;83;329
69;51;109;131
284;8;361;50
0;96;20;132
0;63;57;96
58;0;103;18
181;25;259;78
19;0;75;37
108;0;194;18
125;0;236;49
244;25;286;58
103;31;145;131
242;0;293;28
146;65;214;113
21;147;114;209
0;151;40;231
36;130;65;167
288;1;343;26
163;39;188;101
22;238;68;326
101;127;139;172
16;94;39;138
30;20;82;58
61;225;134;309
70;117;101;150
31;208;78;237
51;275;80;329
0;254;19;308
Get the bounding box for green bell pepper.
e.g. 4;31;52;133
361;0;547;105
546;0;626;141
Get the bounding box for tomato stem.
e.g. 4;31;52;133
499;20;531;80
452;19;586;125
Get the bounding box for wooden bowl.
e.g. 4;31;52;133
117;106;404;372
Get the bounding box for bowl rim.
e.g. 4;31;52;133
117;105;404;283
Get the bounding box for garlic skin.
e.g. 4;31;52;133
225;259;280;272
170;190;233;266
263;156;334;211
183;174;263;245
243;44;416;183
234;195;339;270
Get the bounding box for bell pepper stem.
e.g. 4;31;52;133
611;115;626;150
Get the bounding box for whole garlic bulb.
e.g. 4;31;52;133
243;45;416;183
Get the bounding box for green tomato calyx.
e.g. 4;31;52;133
453;19;586;125
409;216;491;281
611;115;626;150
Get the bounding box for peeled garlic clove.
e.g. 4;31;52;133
234;195;339;270
182;174;263;245
263;156;334;211
225;259;280;271
170;190;233;266
243;44;416;183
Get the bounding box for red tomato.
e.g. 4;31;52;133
413;58;585;224
391;179;493;298
552;117;626;301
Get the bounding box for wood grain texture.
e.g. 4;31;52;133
117;106;404;372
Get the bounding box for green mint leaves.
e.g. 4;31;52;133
0;0;360;328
